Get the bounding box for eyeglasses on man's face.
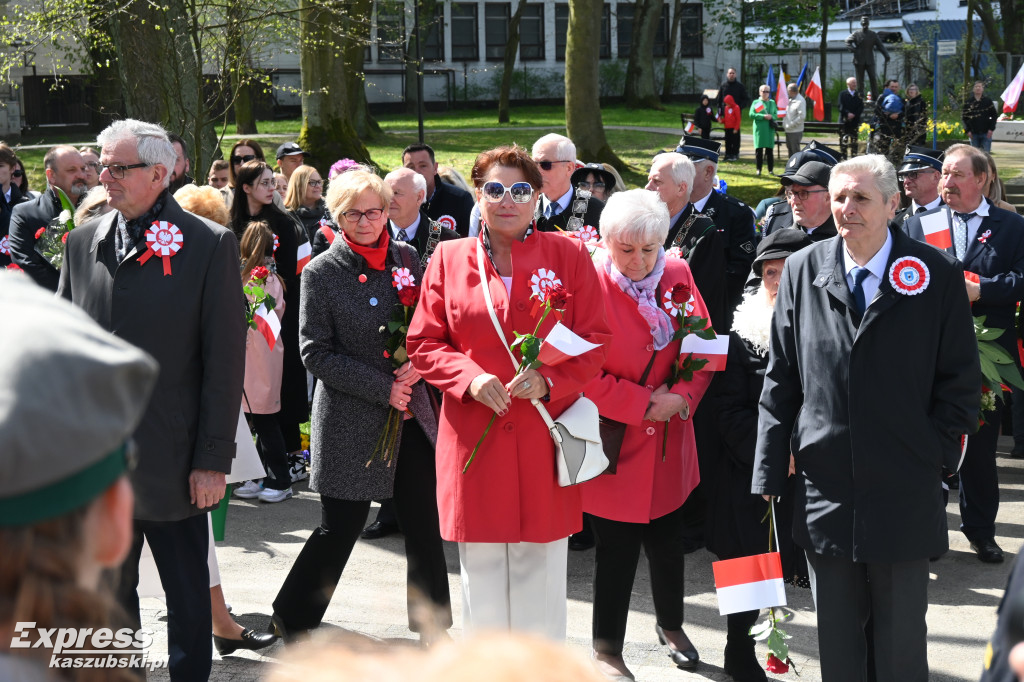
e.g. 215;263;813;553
101;163;151;180
535;160;573;172
341;208;384;223
481;181;534;204
785;188;829;201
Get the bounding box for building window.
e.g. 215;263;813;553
485;3;510;61
617;4;668;58
654;4;669;57
555;3;610;61
452;3;479;62
678;4;703;58
422;4;445;62
520;3;545;61
376;1;406;64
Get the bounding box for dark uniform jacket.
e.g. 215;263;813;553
962;96;998;135
423;175;475;238
665;205;727;331
9;187;68;291
535;188;605;234
762;204;837;243
698;190;757;329
0;184;28;269
753;228;981;562
58;196;246;522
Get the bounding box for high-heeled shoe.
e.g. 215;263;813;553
213;628;277;656
655;624;699;669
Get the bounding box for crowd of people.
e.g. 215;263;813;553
0;78;1022;682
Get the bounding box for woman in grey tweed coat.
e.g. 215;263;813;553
269;170;451;641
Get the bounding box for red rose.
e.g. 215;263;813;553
546;283;570;309
671;282;691;305
397;285;419;307
250;265;269;282
34;227;45;240
61;233;68;244
383;350;390;358
766;654;789;674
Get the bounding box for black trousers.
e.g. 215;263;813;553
756;147;774;173
247;412;291;491
590;504;687;655
805;550;929;682
960;398;1003;541
118;514;211;681
273;421;451;632
725;129;741;157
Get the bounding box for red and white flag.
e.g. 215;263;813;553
713;553;787;615
254;303;281;351
805;67;825;122
680;333;728;371
536;322;602;367
919;211;952;249
683;121;696;134
753;100;766;114
1000;62;1024;114
775;73;789;115
296;240;312;274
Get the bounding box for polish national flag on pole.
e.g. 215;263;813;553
1000;61;1024;114
713;553;787;615
254;303;281;351
775;73;789;115
536;322;602;367
680;333;728;371
296;240;312;274
805;67;825;121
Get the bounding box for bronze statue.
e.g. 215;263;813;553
845;17;890;100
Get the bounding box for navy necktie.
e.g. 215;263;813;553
850;266;870;315
544;201;559;219
396;228;409;242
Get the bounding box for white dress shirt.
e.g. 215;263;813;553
843;229;893;310
910;196;942;215
391;212;422;242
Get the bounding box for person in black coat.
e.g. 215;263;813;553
755;154;980;681
531;133;605;235
717;67;750;113
694;94;716;139
0;142;29;269
9;146;89;291
402;143;476;237
963;81;998;151
712;229;812;682
284;164;333;243
839;77;865;158
903;84;928;146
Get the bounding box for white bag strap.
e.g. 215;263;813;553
475;240;557;429
770;497;781;553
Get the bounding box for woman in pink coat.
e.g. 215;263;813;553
580;189;715;681
407;145;611;640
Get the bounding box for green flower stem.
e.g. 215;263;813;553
464;413;497;473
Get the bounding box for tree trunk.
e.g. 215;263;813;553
964;0;975;89
624;0;664;109
299;0;372;169
661;0;684;100
226;1;257;135
342;0;382;139
498;0;528;123
740;1;748;81
566;0;624;167
111;0;217;185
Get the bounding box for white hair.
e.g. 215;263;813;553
653;152;695;190
96;119;176;189
532;133;576;162
385;167;428;202
601;188;670;245
830;154;899;202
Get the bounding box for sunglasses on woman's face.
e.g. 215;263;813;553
12;169;23;178
481;181;534;203
231;154;257;165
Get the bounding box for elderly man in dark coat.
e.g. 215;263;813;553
58;119;246;680
753;154;980;682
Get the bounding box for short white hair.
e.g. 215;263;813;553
532;133;576;162
384;167;428;202
652;152;695;190
830;154;898;202
601;189;670;245
96;119;176;189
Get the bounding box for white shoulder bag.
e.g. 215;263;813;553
475;242;608;486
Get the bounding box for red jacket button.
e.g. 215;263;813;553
646;426;656;436
503;422;515;432
516;301;527;311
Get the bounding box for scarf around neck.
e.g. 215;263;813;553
342;229;390;270
603;248;674;350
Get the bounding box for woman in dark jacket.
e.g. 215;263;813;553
694;95;716;139
904;83;928;146
231;161;312;480
285;165;334;244
709;229;812;682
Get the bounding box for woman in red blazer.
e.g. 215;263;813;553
407;145;611;639
579;189;715;680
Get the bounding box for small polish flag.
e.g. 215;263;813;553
753;100;766;114
679;333;728;371
254;303;281;351
775;72;789;115
296;240;312;274
536;322;602;367
1000;61;1024;114
683;121;696;134
919;211;952;250
713;553;787;615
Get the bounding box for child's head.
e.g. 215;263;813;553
240;219;274;281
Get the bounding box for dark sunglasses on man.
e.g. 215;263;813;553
535;160;573;172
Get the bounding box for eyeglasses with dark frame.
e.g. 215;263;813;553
308;180;324;188
341;208;385;223
785;188;829;201
576;181;606;191
481;181;534;204
535;160;573;171
101;163;151;180
231;154;258;165
11;169;23;178
898;169;936;181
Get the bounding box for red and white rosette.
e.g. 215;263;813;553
137;221;183;276
530;268;561;300
392;266;415;290
576;224;599;243
666;246;684;260
888;256;929;296
0;235;9;256
272;233;279;253
662;290;696;317
437;215;457;232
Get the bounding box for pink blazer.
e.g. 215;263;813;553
243;273;286;415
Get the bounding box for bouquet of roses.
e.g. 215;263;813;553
368;267;421;466
243;265;280;350
33;188;77;270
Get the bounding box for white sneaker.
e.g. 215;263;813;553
258;487;293;503
289;456;309;483
233;480;262;499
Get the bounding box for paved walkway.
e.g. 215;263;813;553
140;438;1024;681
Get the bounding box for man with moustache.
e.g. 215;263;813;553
8;145;89;291
892;146;943;229
903;143;1024;564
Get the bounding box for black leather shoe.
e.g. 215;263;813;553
214;628;277;655
569;529;595;551
360;520;400;540
970;538;1004;563
655;625;699;669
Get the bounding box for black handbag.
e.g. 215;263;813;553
599;348;658;475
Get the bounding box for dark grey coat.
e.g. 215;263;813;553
753;228;981;563
300;234;437;500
